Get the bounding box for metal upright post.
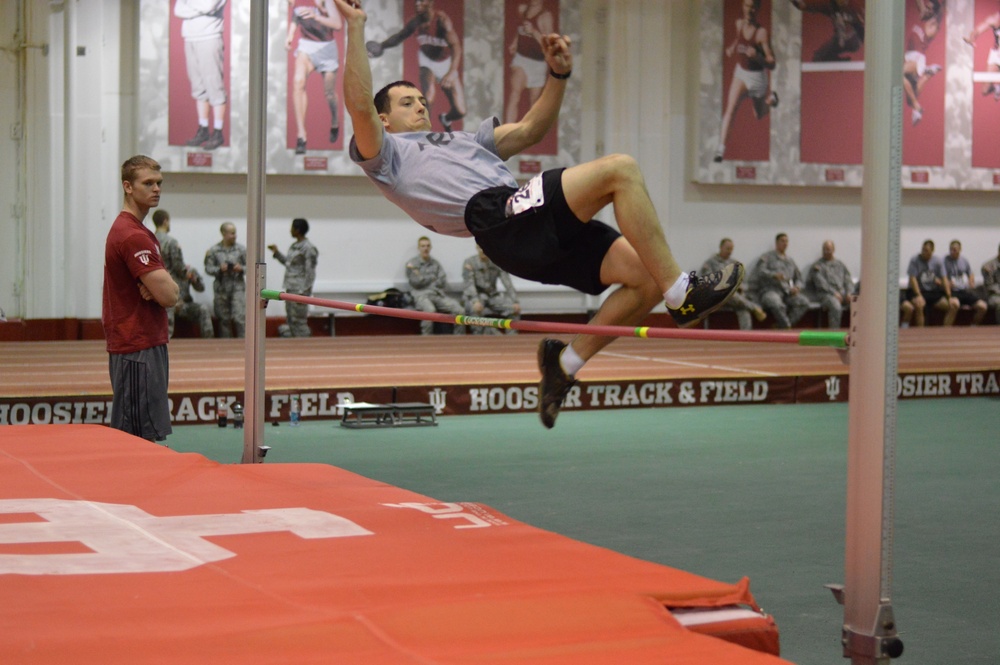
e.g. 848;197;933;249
838;1;905;662
242;0;268;464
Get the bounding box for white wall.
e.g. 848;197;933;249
0;1;20;321
3;0;997;321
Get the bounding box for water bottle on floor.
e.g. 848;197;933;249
217;397;227;428
290;396;300;427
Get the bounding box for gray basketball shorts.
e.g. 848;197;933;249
108;345;172;442
464;168;621;296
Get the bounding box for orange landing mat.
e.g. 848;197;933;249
1;426;789;664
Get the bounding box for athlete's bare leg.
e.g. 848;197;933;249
751;89;778;119
196;99;210;126
419;67;437;109
211;103;226;131
937;296;960;326
292;52;317;141
440;79;466;123
505;66;529;123
717;74;749;159
568;239;663;360
559;155;683;360
902;64;920;108
322;70;340;139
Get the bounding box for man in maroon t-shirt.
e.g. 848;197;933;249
102;155;179;442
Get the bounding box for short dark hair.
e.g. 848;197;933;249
776;233;788;242
121;155;160;184
719;237;733;248
374;80;420;115
923;239;934;250
151;210;170;228
292;218;309;236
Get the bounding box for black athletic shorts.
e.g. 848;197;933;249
908;288;948;314
464;168;621;296
953;289;982;307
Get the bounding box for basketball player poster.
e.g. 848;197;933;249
902;0;947;166
503;0;560;156
967;0;1000;169
285;0;347;156
168;0;232;151
714;0;776;165
796;0;866;165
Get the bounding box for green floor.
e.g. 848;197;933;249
169;398;1000;665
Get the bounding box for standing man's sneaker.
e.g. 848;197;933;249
295;137;307;155
667;264;745;328
186;126;210;147
537;339;577;429
439;112;452;132
330;126;340;143
203;129;225;151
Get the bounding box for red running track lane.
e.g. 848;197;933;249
1;327;997;398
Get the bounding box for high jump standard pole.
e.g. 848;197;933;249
243;0;268;464
839;1;905;661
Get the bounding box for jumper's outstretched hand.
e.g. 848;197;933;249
331;0;365;22
541;34;572;75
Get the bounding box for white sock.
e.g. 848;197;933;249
214;119;223;131
663;273;691;309
560;344;585;377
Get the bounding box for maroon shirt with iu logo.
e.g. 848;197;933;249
102;211;169;354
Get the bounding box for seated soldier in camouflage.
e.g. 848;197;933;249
700;238;765;330
406;236;465;335
462;244;520;335
806;240;853;329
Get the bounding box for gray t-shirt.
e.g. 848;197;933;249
907;254;945;293
350;117;518;238
943;255;973;291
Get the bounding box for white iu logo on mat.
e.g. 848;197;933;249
0;499;373;575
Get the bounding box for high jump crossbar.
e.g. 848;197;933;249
260;290;848;349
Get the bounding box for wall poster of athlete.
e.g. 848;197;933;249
967;0;1000;169
503;0;561;157
168;1;233;153
796;0;866;165
139;0;583;177
696;0;1000;190
285;0;347;157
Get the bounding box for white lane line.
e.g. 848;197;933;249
596;351;780;377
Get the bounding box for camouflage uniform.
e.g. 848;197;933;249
750;250;812;329
700;253;761;330
462;252;519;335
807;258;853;329
406;254;465;335
204;240;247;337
156;230;214;338
982;257;1000;324
271;238;319;337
